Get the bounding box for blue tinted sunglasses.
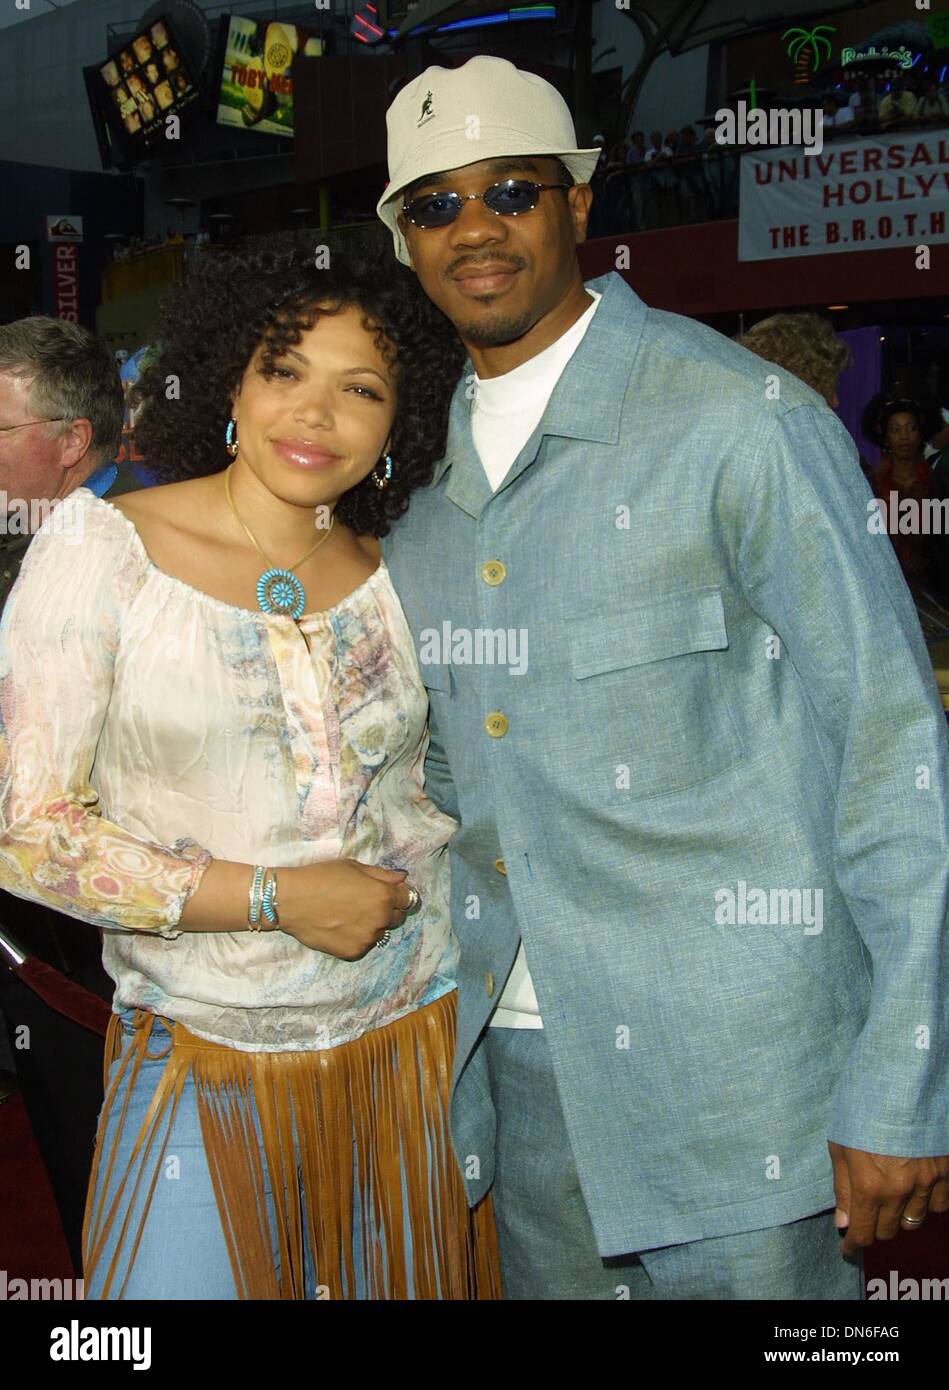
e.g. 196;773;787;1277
401;178;571;229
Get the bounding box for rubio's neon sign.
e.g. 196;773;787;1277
840;45;916;70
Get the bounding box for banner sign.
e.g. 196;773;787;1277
51;246;80;322
216;16;323;137
45;216;83;321
738;132;949;261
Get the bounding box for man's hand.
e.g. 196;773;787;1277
828;1143;949;1257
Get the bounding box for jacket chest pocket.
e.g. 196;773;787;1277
570;586;743;799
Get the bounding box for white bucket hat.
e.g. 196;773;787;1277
376;56;601;267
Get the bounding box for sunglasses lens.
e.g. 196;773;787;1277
483;180;539;214
406;192;462;228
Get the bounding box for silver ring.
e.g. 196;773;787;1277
901;1213;926;1226
406;886;421;913
375;929;392;949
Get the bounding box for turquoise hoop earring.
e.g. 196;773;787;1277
373;453;393;490
225;418;239;458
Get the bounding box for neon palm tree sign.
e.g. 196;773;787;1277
783;25;836;83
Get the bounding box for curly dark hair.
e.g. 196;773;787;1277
133;236;466;535
862;392;942;448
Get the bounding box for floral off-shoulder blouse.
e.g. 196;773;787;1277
0;488;458;1051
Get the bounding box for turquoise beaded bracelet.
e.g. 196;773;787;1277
261;869;279;927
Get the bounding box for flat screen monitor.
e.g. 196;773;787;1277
93;14;200;164
215;15;323;138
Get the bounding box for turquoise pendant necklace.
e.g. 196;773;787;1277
223;463;335;620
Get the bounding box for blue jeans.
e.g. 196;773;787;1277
85;1012;287;1299
483;1026;864;1300
84;1009;415;1300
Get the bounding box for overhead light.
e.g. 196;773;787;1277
827;304;848;310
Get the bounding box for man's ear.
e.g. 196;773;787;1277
59;418;94;471
569;184;594;244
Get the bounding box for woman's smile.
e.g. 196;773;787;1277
270;437;345;471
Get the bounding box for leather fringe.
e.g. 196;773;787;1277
82;991;501;1300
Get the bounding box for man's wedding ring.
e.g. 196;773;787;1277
901;1212;925;1226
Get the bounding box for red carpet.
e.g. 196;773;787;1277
0;1091;73;1282
862;1209;949;1291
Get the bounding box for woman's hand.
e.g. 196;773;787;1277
278;860;414;959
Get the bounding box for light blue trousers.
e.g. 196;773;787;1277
482;1025;864;1300
84;1008;433;1300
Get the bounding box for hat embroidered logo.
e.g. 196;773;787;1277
418;90;435;126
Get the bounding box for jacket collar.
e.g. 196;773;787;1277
429;271;648;514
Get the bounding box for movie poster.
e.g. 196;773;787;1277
216;16;323;138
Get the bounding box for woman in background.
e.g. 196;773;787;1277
867;395;940;588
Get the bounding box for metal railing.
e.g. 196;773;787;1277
100;220;389;301
589;116;949;239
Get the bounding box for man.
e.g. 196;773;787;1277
623;130;648;233
640;128;675;230
669;124;707;223
0;316;138;1273
375;56;949;1299
643;127;673;163
878;79;917;129
625;130;646;165
736;312;852;409
0;319;141;605
822;92;856;134
915;76;949;126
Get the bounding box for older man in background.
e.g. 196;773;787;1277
0;316;139;1275
0;318;140;604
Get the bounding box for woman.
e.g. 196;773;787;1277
0;241;500;1300
868;396;937;588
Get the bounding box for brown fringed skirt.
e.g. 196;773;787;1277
82;990;501;1300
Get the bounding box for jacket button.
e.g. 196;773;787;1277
494;858;506;876
486;972;495;998
481;560;506;586
484;711;509;738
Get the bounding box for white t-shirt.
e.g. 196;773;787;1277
469;288;602;1026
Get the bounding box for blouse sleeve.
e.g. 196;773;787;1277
0;491;211;939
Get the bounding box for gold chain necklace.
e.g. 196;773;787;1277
223;462;335;618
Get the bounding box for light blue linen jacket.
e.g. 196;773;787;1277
381;270;949;1256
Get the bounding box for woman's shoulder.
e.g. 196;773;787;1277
99;475;224;564
105;475;215;528
10;485;153;621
